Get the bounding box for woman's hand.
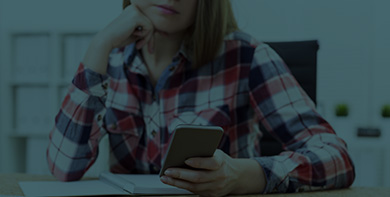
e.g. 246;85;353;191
160;149;267;196
83;4;155;74
96;4;154;51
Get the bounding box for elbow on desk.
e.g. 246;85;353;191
53;172;84;182
338;149;356;189
47;162;86;182
333;137;356;189
294;136;357;192
46;149;87;182
321;142;356;190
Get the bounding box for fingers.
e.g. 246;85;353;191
161;175;225;196
184;150;225;171
161;175;210;192
118;37;136;48
127;4;154;50
160;150;233;196
116;30;146;48
163;168;220;183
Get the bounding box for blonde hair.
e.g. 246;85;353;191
122;0;238;68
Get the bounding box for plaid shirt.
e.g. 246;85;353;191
47;31;355;193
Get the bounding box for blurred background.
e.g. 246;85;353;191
1;0;390;187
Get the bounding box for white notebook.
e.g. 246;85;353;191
19;172;192;196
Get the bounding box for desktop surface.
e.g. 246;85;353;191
1;173;389;196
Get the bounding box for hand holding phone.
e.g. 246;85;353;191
159;125;224;177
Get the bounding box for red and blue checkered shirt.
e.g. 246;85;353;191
47;31;355;193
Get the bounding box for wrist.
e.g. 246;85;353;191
92;32;113;52
232;158;267;194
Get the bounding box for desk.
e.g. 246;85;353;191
1;174;389;196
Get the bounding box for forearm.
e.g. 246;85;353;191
47;126;96;181
232;158;267;194
82;34;112;75
48;64;109;181
47;85;107;181
253;134;355;193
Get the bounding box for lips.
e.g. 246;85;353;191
155;5;180;14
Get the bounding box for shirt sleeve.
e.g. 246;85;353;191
248;44;355;193
46;62;109;181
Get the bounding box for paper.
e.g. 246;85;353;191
116;174;192;194
19;180;128;197
19;173;192;196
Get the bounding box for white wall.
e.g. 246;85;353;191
371;0;390;126
232;0;390;128
0;0;122;31
0;0;122;175
0;0;4;172
231;0;390;187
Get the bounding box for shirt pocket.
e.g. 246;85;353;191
167;104;231;134
105;107;145;136
104;79;145;136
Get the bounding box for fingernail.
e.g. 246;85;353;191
185;159;194;165
161;176;168;182
164;169;173;176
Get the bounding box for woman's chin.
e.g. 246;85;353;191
153;24;174;33
150;20;185;35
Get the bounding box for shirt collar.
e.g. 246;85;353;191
124;41;190;68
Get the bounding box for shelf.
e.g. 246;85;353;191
9;132;49;139
9;79;72;87
9;80;51;86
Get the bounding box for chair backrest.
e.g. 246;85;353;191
260;40;319;156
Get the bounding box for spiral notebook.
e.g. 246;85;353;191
19;172;192;196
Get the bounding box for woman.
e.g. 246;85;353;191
47;0;355;195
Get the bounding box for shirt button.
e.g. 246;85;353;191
102;83;108;90
97;115;102;121
151;130;157;137
153;165;159;172
150;164;160;173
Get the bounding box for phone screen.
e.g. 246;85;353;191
159;125;224;177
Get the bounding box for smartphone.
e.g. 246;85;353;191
159;124;224;177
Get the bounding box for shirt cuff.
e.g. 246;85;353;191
72;62;109;97
253;156;297;193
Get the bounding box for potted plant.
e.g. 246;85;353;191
381;104;390;118
332;103;352;142
335;103;349;117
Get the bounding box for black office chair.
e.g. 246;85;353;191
260;40;319;156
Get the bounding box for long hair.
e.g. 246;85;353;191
122;0;238;68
